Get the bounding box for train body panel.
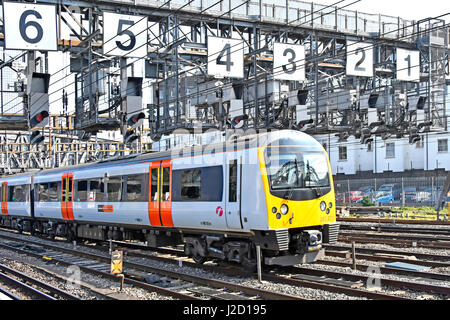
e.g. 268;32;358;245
0;174;32;218
0;130;339;267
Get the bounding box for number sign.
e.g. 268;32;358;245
207;37;244;79
397;48;420;82
346;40;374;77
273;43;306;81
3;2;57;51
103;12;148;58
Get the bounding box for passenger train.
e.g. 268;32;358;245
0;130;339;268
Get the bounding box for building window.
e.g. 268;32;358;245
386;143;395;159
338;146;347;161
438;139;448;153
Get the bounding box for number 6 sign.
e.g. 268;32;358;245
103;12;148;58
3;2;57;51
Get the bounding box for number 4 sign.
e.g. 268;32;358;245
3;2;57;51
207;37;244;79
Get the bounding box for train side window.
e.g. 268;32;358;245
76;180;88;202
151;168;158;202
39;183;49;202
229;160;237;202
106;176;122;202
48;182;59;202
162;167;170;202
126;175;142;202
8;186;15;201
181;169;201;200
13;185;25;202
89;180;104;202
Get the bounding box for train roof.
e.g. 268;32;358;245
1;130;324;178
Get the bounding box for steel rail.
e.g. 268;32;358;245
337;218;450;226
0;234;302;300
0;264;81;300
0;272;56;300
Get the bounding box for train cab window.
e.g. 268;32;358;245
89;180;104;202
76;180;88;202
150;168;158;202
181;169;201;200
229;160;237;202
126;175;142;202
106;176;122;202
162;167;170;202
48;182;59;202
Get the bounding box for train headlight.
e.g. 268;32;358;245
280;204;289;215
329;202;333;209
272;207;277;214
320;201;327;212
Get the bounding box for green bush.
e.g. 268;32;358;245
361;197;374;207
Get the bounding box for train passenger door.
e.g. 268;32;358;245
1;182;8;215
225;158;243;229
61;173;74;220
148;161;173;227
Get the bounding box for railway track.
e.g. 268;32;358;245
339;224;450;236
338;234;450;250
1;229;449;300
338;217;450;226
0;264;80;300
0;233;303;300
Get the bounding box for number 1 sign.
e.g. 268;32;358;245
3;2;57;51
103;12;148;58
397;48;420;82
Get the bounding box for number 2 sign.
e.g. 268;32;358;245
103;12;148;58
346;40;374;77
3;2;57;51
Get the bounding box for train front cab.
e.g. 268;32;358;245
255;134;340;266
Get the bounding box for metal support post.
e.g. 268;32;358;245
256;245;262;283
352;242;357;270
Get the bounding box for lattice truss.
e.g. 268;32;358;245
0;0;448;155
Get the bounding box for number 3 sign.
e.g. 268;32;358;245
3;2;57;51
273;43;306;81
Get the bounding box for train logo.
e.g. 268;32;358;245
216;206;224;217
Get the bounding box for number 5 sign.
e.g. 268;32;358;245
103;12;148;58
3;2;57;51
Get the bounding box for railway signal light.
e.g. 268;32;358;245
231;114;248;129
127;112;145;129
409;134;421;144
124;130;139;144
30;130;44;145
30;110;49;128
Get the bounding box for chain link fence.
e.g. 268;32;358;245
334;175;449;207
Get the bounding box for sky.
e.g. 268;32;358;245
316;0;450;22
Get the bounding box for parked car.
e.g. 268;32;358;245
401;187;417;203
373;191;395;204
359;186;375;195
377;184;402;201
347;191;366;203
